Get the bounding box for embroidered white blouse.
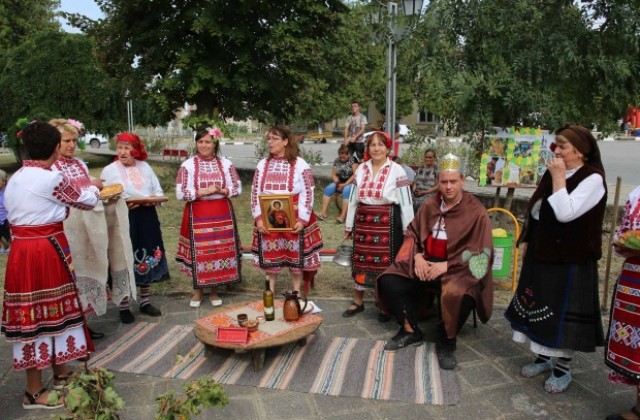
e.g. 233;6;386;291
345;158;414;231
6;161;99;226
176;155;241;201
250;156;315;224
100;160;163;199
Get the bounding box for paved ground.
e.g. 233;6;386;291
0;293;633;419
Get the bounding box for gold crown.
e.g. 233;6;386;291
438;153;461;172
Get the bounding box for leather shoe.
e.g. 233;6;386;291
384;330;423;351
140;303;162;317
436;343;457;370
89;328;105;339
342;302;364;317
119;309;135;324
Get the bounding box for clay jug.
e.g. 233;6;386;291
282;290;307;322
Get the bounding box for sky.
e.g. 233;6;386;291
56;0;104;33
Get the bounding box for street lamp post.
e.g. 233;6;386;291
380;0;423;156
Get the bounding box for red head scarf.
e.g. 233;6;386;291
116;132;148;161
363;131;392;161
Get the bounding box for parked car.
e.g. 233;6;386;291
81;133;109;149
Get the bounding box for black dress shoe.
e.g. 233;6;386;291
436;343;457;370
342;302;364;317
384;330;423;351
89;328;105;339
119;309;135;324
140;303;162;317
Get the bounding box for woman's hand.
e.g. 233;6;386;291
292;221;304;233
256;219;269;234
126;201;140;210
547;157;566;179
92;178;104;190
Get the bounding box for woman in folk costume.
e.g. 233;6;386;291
605;186;640;420
505;125;607;394
49;118;136;339
101;132;169;324
176;126;242;308
251;125;323;295
1;121;99;409
342;131;414;319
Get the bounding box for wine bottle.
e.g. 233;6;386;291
263;280;275;321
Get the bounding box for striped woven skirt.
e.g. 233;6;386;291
1;222;89;369
606;256;640;385
352;204;403;288
176;199;242;288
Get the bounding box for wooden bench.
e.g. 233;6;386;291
162;148;188;160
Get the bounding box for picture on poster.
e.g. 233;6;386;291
479;127;555;188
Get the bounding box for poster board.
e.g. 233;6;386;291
479;127;555;187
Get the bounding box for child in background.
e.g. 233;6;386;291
0;169;10;254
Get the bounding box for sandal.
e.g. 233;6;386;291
316;214;327;221
342;302;364;317
335;218;344;224
606;406;640;420
23;388;63;410
53;371;74;390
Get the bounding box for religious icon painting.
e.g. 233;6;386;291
259;194;295;232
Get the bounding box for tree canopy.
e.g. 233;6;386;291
411;0;640;134
0;0;60;54
0;31;128;137
79;0;385;126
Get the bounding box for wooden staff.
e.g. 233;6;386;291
601;176;622;312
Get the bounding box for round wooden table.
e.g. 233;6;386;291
193;300;323;371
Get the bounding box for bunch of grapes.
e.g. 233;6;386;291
462;247;491;279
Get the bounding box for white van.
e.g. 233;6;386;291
81;133;109;149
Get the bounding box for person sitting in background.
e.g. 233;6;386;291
377;153;493;371
0;169;10;254
318;144;358;224
412;149;439;212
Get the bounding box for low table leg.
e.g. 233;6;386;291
252;349;266;371
204;343;215;357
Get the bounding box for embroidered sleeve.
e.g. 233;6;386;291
226;160;242;198
52;174;98;210
297;166;315;223
176;165;195;201
251;161;263;222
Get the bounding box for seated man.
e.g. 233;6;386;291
377;153;494;370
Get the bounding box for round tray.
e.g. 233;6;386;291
125;196;169;205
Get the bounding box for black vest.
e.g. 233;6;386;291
531;166;606;263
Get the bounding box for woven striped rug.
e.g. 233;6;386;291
89;322;458;405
